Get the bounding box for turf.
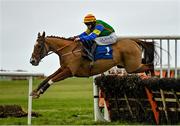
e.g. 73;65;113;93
0;77;116;125
0;77;140;125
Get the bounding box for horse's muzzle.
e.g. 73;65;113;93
30;57;39;66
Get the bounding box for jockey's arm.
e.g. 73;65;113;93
79;32;88;37
73;31;88;41
79;24;104;42
78;28;91;38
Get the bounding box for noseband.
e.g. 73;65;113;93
35;38;50;60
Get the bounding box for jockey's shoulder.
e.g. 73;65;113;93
96;20;106;25
95;20;115;33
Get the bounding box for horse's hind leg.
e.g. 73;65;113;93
132;63;155;76
145;64;155;76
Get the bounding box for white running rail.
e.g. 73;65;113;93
0;72;44;125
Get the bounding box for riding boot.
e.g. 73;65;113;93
82;40;95;62
90;42;97;60
83;47;94;61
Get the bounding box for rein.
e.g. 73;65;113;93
56;43;72;53
61;49;81;57
46;41;81;57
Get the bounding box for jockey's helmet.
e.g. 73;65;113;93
84;14;96;23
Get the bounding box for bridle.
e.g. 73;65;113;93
38;40;50;59
37;39;81;60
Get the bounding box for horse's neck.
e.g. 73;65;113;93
45;37;74;52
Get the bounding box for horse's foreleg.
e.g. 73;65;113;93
50;67;73;82
36;68;63;90
33;67;72;98
39;67;72;94
31;67;63;98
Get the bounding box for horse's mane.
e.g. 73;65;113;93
46;35;74;41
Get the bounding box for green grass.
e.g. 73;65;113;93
0;77;129;125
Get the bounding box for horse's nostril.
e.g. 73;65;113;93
30;58;35;64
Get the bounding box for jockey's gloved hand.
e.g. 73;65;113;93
74;37;80;42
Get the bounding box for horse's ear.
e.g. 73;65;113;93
38;32;41;38
42;31;45;38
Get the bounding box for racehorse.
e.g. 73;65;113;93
30;32;156;98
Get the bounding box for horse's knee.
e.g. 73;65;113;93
117;65;124;68
131;63;154;74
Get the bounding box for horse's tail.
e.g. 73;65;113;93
132;39;157;64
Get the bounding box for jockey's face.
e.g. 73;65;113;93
85;22;95;29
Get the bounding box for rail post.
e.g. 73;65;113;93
28;76;33;125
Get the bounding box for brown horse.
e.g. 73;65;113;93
30;32;155;98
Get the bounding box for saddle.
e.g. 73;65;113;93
81;42;114;62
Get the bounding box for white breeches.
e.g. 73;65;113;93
95;32;118;45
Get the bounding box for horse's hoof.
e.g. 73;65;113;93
30;90;40;99
32;94;40;99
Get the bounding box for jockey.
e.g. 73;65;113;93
74;14;118;60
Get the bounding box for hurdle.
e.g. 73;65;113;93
119;36;180;78
0;72;44;125
93;36;180;122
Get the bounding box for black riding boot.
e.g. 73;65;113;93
82;40;96;61
90;42;97;60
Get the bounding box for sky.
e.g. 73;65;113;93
0;0;180;75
